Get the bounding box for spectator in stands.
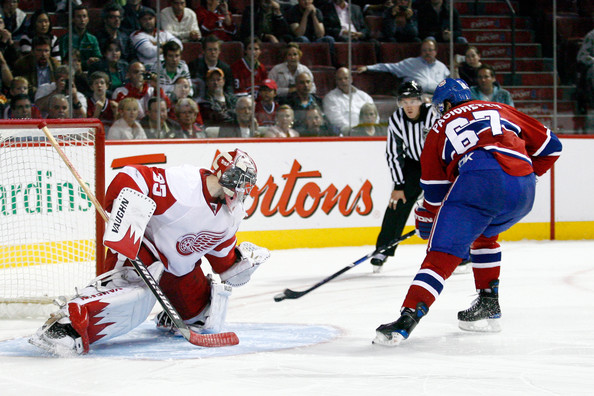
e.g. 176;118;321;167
231;37;268;95
87;71;117;127
112;61;171;119
14;36;58;95
63;49;91;97
189;35;234;95
121;0;151;35
5;93;39;119
350;102;386;136
196;0;237;42
199;67;237;127
286;0;335;49
174;98;206;138
151;41;192;98
96;3;132;63
298;105;339;136
263;104;299;137
170;76;193;104
363;0;394;17
470;64;514;106
0;49;13;93
161;0;201;42
268;42;317;97
131;8;182;67
356;38;449;94
141;97;184;139
46;94;70;119
108;97;146;140
0;14;19;68
88;39;129;95
456;45;482;87
219;96;258;137
323;67;374;134
382;0;419;43
281;71;323;129
577;28;594;111
255;79;279;127
35;65;87;118
19;10;61;63
59;5;102;71
238;0;291;43
415;0;466;44
0;0;26;39
2;77;34;118
319;0;370;42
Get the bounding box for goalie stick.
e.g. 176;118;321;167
274;230;416;302
38;122;239;348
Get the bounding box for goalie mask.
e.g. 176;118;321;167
211;149;257;211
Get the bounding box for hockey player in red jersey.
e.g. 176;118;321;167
231;38;269;96
373;78;562;346
29;149;269;355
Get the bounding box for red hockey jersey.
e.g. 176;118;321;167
231;58;268;95
420;101;562;209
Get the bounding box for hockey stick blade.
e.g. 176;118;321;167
273;230;416;302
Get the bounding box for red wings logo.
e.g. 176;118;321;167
176;231;226;256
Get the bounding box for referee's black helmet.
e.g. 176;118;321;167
397;81;423;100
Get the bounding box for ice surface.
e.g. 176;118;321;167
1;240;593;395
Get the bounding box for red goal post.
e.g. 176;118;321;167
0;120;106;317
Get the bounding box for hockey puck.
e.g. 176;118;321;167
273;293;286;302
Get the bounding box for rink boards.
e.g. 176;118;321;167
104;136;593;250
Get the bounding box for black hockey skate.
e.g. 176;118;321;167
370;253;387;273
373;302;429;346
458;279;501;332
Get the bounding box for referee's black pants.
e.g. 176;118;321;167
375;158;422;256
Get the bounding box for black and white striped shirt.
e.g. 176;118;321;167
386;103;437;187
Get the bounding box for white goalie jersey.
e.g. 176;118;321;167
105;164;246;276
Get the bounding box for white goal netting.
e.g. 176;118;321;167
0;123;104;318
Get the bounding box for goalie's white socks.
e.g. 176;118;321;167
220;242;270;287
458;318;502;332
155;277;232;334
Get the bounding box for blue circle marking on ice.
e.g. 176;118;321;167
0;322;341;360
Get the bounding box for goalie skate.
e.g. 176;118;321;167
28;312;84;356
458;280;502;333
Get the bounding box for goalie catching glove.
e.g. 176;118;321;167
414;204;435;240
219;242;270;287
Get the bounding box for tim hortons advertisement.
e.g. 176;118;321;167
105;138;575;247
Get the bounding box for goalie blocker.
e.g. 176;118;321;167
29;149;270;355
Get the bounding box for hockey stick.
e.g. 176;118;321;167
38;122;239;348
273;230;416;302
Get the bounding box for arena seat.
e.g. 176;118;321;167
181;42;203;64
352;73;401;96
379;42;406;63
299;43;332;67
259;43;286;67
219;41;244;66
312;68;336;97
365;15;383;40
335;42;377;68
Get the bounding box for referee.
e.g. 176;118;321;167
371;81;438;272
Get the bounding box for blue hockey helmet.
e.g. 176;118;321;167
431;78;472;116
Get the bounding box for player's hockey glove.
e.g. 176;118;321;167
414;205;435;240
219;242;270;287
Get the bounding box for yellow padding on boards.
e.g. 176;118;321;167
0;240;95;268
238;222;594;250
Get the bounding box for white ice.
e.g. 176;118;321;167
1;240;594;395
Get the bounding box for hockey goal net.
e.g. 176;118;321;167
0;120;106;318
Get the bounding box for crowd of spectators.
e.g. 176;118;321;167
0;0;557;139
